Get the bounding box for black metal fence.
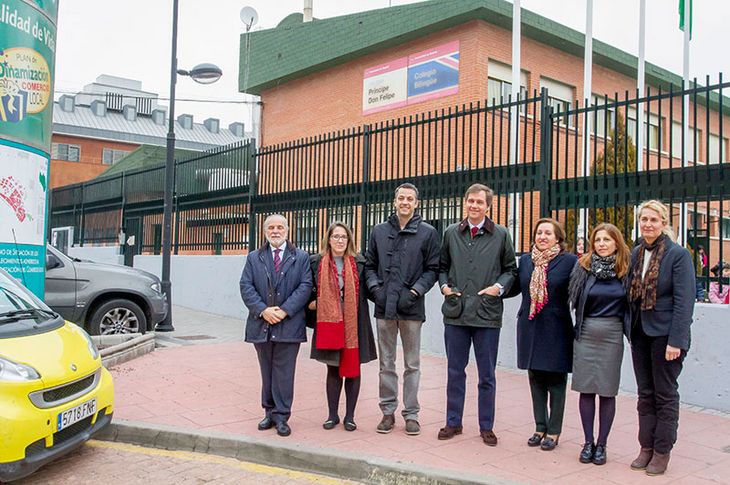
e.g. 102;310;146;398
49;78;730;298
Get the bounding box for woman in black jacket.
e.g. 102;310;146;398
568;223;631;466
307;222;377;431
509;218;577;451
628;200;695;476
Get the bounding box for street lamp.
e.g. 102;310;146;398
156;0;222;332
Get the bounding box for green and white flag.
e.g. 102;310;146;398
679;0;693;39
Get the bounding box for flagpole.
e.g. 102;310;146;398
633;0;647;242
579;0;593;241
510;0;521;250
678;0;691;246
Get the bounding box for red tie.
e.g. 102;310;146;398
273;249;281;272
471;226;478;238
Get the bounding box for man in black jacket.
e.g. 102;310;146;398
365;183;440;436
437;184;516;446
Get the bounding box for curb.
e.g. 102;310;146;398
96;419;521;485
94;333;155;368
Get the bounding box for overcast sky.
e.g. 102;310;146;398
54;0;729;129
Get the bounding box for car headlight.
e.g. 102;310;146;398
76;326;100;360
0;355;41;381
150;282;162;293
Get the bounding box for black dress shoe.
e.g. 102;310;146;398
579;442;596;463
343;419;357;432
540;435;559;451
527;432;545;447
593;444;607;465
257;416;274;431
276;421;291;437
322;417;340;430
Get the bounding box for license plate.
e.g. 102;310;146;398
57;398;97;431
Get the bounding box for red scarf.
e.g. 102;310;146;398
315;252;360;378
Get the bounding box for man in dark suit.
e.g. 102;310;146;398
240;214;312;437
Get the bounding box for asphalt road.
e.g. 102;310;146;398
13;440;361;484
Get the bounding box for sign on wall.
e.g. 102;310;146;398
362;40;460;115
0;0;57;298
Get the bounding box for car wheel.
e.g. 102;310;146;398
89;299;147;335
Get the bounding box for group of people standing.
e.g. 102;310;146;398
239;183;695;477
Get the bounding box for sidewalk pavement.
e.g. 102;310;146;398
107;306;730;484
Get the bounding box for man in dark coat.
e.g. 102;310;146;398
364;183;440;436
437;184;516;446
239;214;312;437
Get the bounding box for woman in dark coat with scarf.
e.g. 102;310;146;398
508;218;577;451
568;223;631;466
306;222;377;432
628;200;695;476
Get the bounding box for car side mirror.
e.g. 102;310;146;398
46;254;61;270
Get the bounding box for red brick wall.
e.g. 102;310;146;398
49;134;139;188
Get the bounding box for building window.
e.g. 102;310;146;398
102;148;131;165
540;77;574;127
721;217;730;239
671;122;698;162
708;134;728;165
590;94;615;138
627;109;661;151
51;143;80;162
487;60;528;113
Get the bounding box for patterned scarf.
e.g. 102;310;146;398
591;253;617;280
529;244;561;320
630;234;667;311
315;252;360;378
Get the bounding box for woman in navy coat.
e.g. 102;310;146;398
508;217;577;451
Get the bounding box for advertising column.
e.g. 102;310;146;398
0;0;57;298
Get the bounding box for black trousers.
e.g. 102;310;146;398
630;322;685;454
254;340;300;424
527;369;568;436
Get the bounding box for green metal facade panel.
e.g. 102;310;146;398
98;145;198;178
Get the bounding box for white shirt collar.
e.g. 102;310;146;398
271;242;286;256
469;219;485;230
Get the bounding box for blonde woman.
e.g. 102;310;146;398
628;200;695;476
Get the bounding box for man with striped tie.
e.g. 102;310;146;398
240;214;312;437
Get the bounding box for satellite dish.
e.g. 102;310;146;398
240;6;259;31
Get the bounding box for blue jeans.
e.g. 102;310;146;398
444;324;501;431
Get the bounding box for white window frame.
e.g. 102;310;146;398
627;108;662;152
590;94;615;138
708;134;728;165
671;121;698;163
51;143;81;162
487;60;528;114
102;148;131;165
541;77;574;127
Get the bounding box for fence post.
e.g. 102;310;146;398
539;87;553;217
79;184;85;247
173;159;181;255
360;124;371;253
248;141;259;251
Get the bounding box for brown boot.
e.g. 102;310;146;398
630;448;653;470
645;451;670;476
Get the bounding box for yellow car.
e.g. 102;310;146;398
0;268;114;482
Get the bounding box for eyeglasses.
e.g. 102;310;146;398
330;235;348;241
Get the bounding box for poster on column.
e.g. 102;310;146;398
0;139;49;296
362;57;408;115
407;40;459;105
0;0;57;298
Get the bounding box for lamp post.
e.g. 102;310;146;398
156;0;222;332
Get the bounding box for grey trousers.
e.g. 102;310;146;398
376;318;423;420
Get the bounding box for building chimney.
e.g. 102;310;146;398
177;114;193;129
59;94;75;112
303;0;313;22
203;117;220;134
228;122;245;137
151;109;166;125
90;100;107;117
122;104;137;121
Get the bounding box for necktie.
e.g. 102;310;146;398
273;248;281;273
471;226;478;239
